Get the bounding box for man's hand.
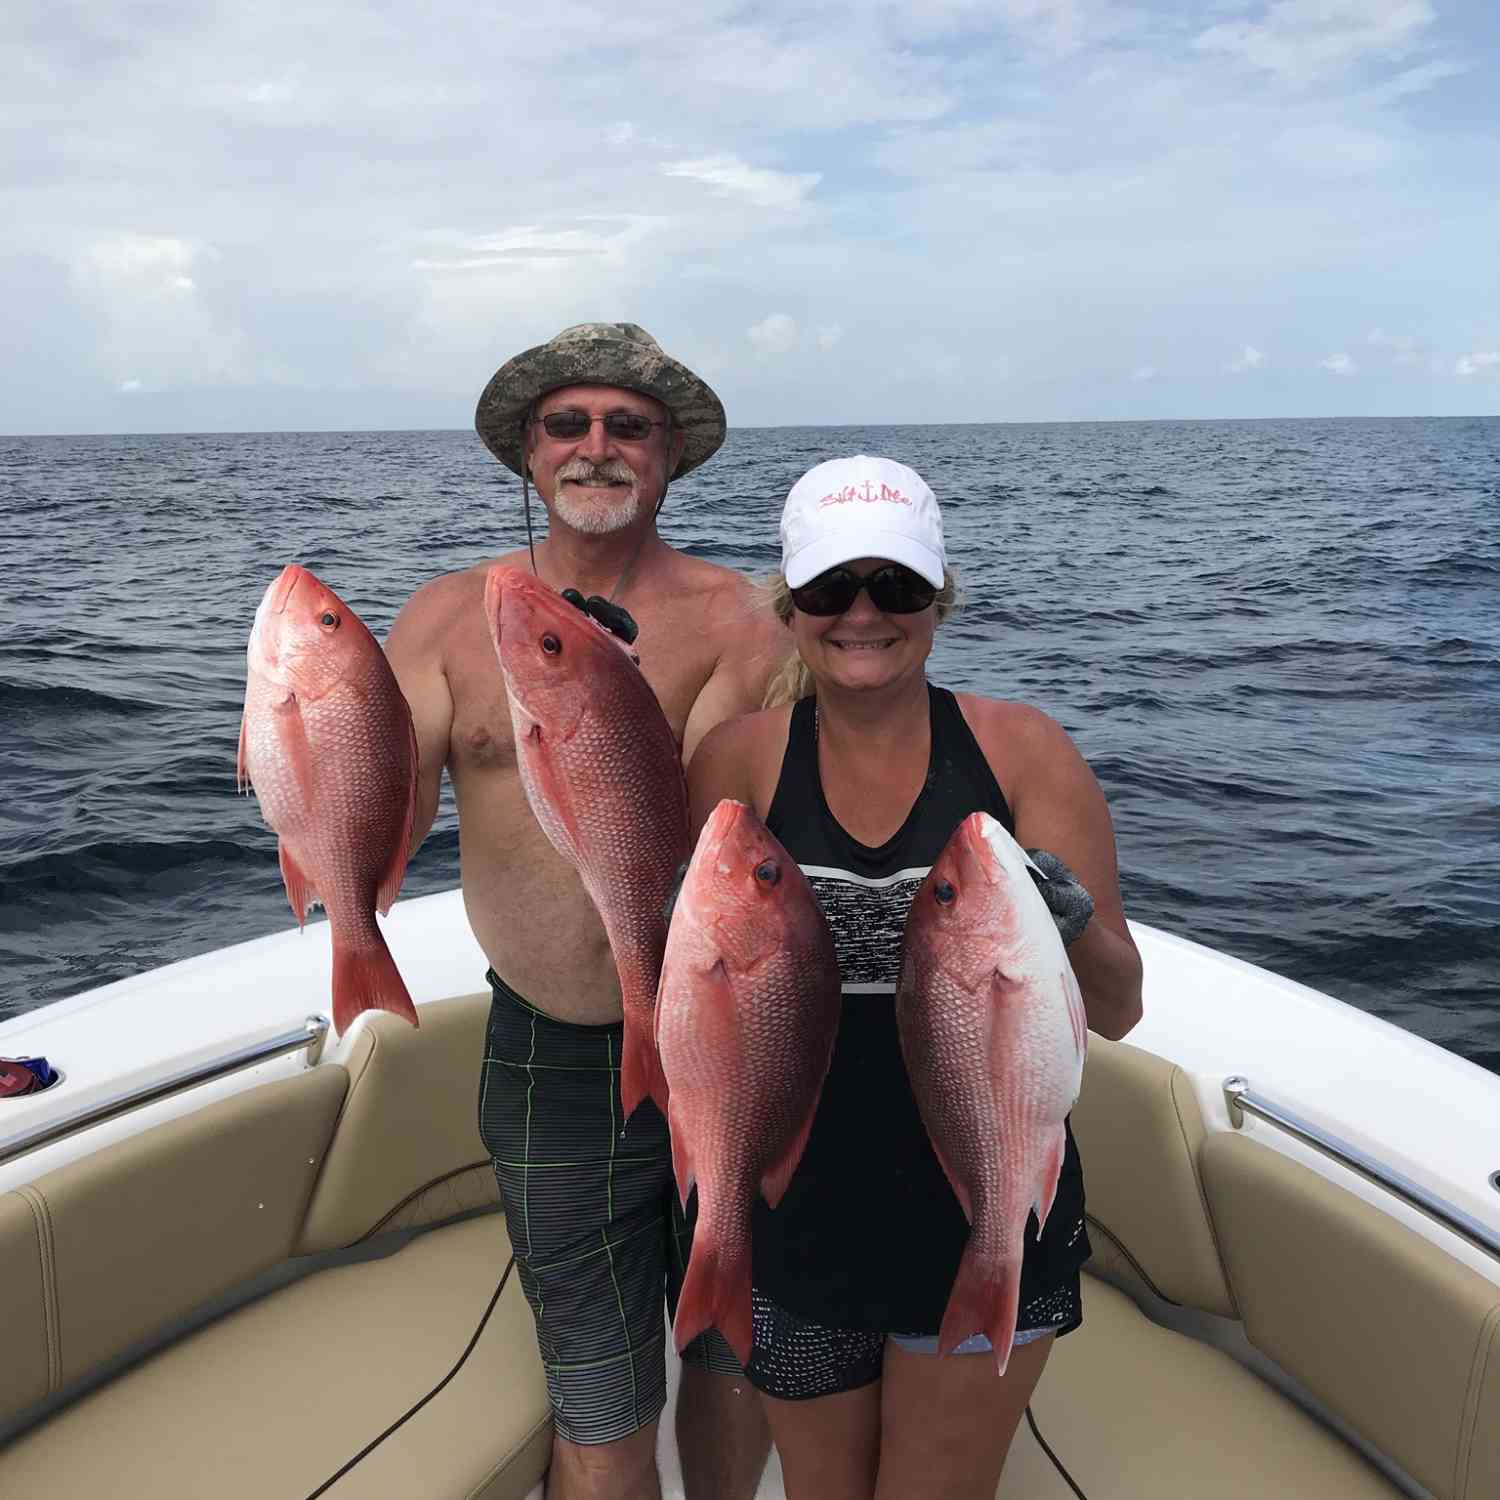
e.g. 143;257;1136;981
1026;848;1095;946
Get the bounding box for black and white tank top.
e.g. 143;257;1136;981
753;683;1087;1333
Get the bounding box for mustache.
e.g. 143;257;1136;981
556;458;637;486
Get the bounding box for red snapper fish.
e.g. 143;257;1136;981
656;799;841;1365
484;565;688;1120
896;811;1088;1374
238;564;419;1034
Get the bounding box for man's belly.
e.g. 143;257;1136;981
459;825;626;1026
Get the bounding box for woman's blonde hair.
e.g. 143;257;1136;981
760;567;961;709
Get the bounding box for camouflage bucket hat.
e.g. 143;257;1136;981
474;322;727;479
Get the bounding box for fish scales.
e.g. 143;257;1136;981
239;564;419;1034
486;566;689;1120
896;811;1087;1374
656;799;841;1365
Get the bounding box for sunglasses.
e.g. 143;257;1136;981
789;563;938;617
534;410;665;442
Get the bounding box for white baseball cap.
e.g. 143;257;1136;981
780;455;946;590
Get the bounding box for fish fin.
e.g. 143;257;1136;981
672;1233;753;1367
1034;1127;1066;1238
236;711;250;793
331;930;419;1034
939;1242;1022;1377
376;698;420;917
1062;964;1088;1064
759;1097;819;1209
619;1017;667;1124
667;1099;696;1208
279;844;318;928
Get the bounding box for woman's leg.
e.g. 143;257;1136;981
873;1333;1055;1500
759;1382;882;1500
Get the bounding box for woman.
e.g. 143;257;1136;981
685;455;1143;1499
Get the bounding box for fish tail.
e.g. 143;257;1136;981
331;928;419;1034
619;1020;668;1124
938;1240;1021;1377
673;1227;753;1367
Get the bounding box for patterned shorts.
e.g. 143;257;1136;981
478;971;742;1446
745;1276;1084;1403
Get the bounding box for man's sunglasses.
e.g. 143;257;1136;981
789;564;938;617
534;410;665;442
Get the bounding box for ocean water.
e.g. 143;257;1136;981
1;418;1496;1074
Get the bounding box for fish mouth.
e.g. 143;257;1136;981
269;565;306;615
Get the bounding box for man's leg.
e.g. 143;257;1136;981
676;1364;771;1500
548;1425;661;1500
480;977;679;1500
665;1197;771;1500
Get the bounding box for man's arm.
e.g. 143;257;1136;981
681;583;790;764
385;583;457;855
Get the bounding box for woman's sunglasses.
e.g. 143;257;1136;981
534;410;665;442
789;563;938;617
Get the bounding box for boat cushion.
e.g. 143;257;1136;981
1071;1037;1236;1318
1465;1309;1500;1500
8;1066;347;1396
0;1189;52;1419
0;1214;551;1499
297;993;500;1253
1001;1272;1403;1497
1201;1129;1500;1500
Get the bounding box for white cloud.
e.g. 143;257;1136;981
606;122;636;147
1456;352;1500;377
73;234;202;293
410;218;665;273
1130;364;1159;383
1319;352;1358;375
1194;0;1437;87
1226;345;1267;373
661;155;820;209
817;324;844;350
748;313;799;355
119;380;143;393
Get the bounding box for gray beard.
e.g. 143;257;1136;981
552;486;641;534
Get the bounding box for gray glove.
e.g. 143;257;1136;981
1025;849;1094;946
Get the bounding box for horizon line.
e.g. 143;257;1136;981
4;411;1497;441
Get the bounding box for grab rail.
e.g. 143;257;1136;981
1223;1077;1500;1263
0;1016;329;1169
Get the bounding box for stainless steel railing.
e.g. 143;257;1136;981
1223;1076;1500;1263
0;1016;329;1169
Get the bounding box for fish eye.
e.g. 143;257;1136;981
754;860;780;886
541;633;562;656
319;611;340;630
934;880;956;905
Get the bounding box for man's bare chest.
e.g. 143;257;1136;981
442;608;718;774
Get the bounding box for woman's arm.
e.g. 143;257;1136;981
684;711;769;839
965;698;1144;1041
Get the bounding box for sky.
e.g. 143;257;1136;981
5;0;1499;434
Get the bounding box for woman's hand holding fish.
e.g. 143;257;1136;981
1025;848;1095;946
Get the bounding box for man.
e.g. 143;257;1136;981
386;324;782;1500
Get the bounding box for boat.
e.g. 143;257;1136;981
1;888;1496;1498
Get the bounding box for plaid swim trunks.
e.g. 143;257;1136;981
478;971;742;1445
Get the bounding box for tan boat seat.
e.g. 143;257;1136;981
0;995;550;1498
1003;1273;1405;1497
0;1214;550;1498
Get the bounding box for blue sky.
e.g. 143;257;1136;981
4;0;1497;433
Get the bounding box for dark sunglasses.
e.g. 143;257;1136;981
535;410;665;442
789;563;938;617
